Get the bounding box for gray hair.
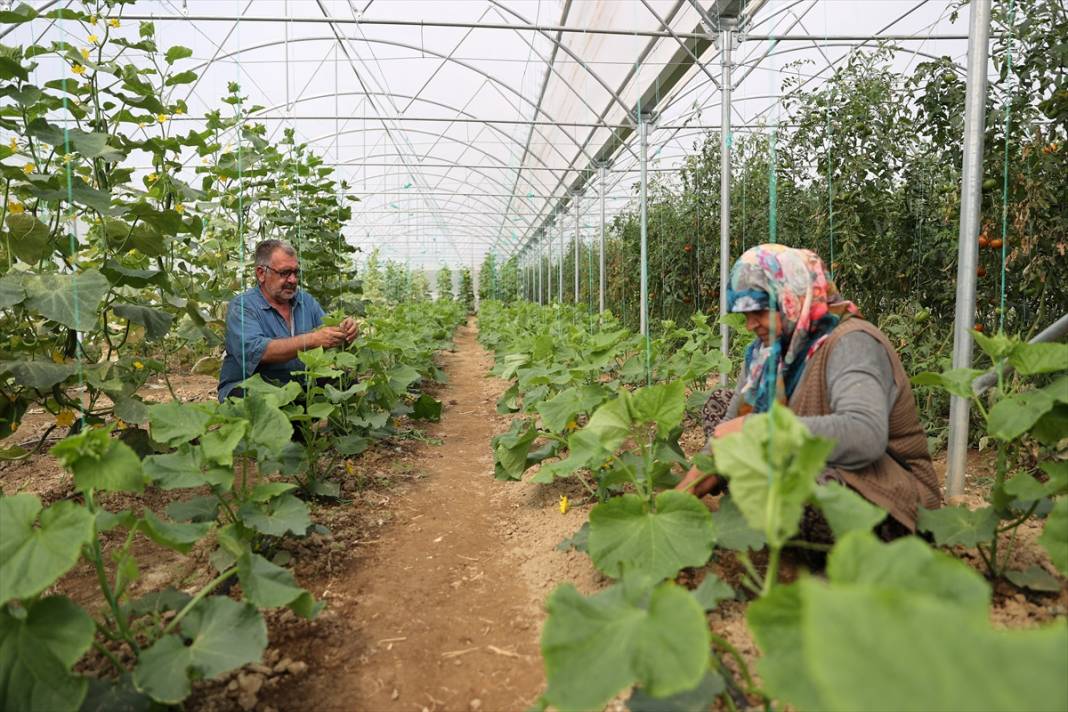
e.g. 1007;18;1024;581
253;239;296;268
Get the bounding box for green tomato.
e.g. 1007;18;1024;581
913;308;930;324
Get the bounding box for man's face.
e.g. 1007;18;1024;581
257;249;300;302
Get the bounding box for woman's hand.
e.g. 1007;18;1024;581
675;465;724;498
712;415;747;439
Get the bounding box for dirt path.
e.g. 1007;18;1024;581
268;321;598;712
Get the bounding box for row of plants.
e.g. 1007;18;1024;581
0;3;467;708
3;296;465;711
0;0;361;452
480;304;1067;711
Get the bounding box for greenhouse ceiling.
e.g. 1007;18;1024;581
5;0;973;268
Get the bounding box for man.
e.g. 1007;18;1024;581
217;239;358;402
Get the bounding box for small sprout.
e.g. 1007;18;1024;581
72;63;86;75
133;360;144;370
22;163;33;175
559;495;569;514
55;410;77;428
87;34;99;45
108;18;120;28
7;200;24;215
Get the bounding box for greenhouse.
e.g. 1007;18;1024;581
0;0;1065;710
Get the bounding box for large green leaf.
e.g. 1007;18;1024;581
1038;498;1068;575
630;381;686;439
0;596;94;712
147;401;213;446
112;304;173;341
584;391;635;452
588;491;715;581
164;45;193;64
24;118;114;158
626;670;725;712
492;419;538;481
0;359;77;390
1008;341;1068;376
825;532;990;614
237;494;311;537
0;273;26;308
810;481;887;538
132;597;267;704
50;428;145;493
236;551;322;619
987;389;1057;441
5;213;51;263
750;532;1068;712
710;495;766;551
137;510;212;554
411;393;442;421
242;394;293;456
916;505;998;548
910;368;984;399
23;269;110;331
542;580;710;711
0;494;93;602
142;446;233;491
200;420;248;466
801;581;1065;711
536;385;608;433
712;404;834;548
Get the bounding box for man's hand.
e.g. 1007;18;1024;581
314;325;347;349
338;316;359;344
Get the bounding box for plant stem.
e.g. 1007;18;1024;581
92;638;125;675
162;567;237;636
762;545;782;596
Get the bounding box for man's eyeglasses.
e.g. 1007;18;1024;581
261;265;301;280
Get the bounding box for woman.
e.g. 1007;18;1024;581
677;244;942;538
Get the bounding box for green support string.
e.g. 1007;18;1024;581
998;0;1016;334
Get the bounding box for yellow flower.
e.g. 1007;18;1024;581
156;114;168;124
146;173;158;184
8;138;17;151
7;201;24;215
72;63;86;75
133;360;144;370
55;410;77;428
115;419;127;431
10;421;18;432
174;203;185;214
62;153;74;164
50;349;64;363
80;48;90;60
559;495;570;514
137;122;145;128
175;107;186;116
88;34;99;45
565;419;577;432
344;460;355;476
22;163;33;175
108;18;120;28
89;14;97;25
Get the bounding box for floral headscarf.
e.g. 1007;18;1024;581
727;244;859;414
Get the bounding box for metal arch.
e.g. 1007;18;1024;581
300;126;570;192
352;168;547;213
355;186;539;232
186;34;604;170
241;89;564;193
639;0;722;91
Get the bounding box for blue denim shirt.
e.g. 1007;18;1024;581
217;286;325;402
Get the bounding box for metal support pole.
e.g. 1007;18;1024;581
598;162;607;316
946;0;993;499
546;227;553;303
557;220;564;303
639;113;652;338
537;243;543;305
719;24;734;384
573;193;581;305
